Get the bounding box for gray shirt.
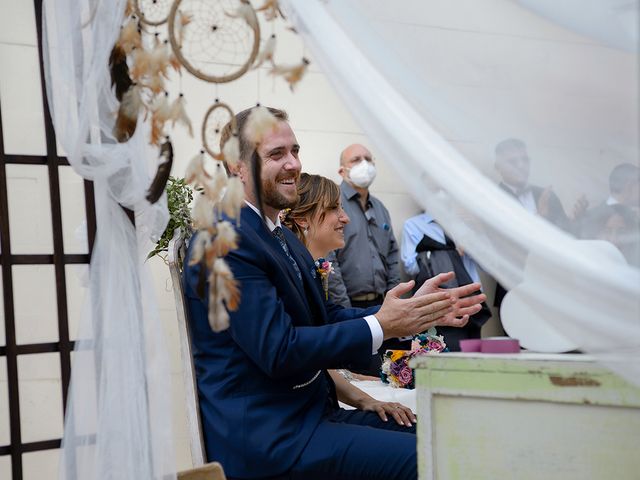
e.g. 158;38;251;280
327;181;401;307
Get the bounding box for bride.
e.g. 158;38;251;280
282;172;416;428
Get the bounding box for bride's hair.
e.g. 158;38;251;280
281;173;341;245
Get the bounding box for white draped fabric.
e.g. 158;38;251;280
42;0;175;478
283;0;640;385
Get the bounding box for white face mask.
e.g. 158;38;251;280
348;160;377;188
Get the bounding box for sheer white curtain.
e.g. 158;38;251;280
42;0;175;478
283;0;640;384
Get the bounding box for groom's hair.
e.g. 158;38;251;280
220;106;289;168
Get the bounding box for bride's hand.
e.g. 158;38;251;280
358;398;416;427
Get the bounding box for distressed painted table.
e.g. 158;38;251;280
411;353;640;480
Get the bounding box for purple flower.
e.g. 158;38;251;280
398;366;413;386
390;361;404;376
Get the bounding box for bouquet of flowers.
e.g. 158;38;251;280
380;328;447;389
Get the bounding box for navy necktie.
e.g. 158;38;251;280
272;226;302;281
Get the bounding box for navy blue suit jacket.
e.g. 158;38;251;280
183;206;379;479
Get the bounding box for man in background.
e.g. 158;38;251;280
493;138;588;306
579;163;640;266
495;138;578;230
327;144;408;374
603;163;640;213
401;212;492;351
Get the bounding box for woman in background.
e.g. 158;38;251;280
282;172;416;428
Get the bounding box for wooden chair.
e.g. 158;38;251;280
169;232;227;480
177;462;226;480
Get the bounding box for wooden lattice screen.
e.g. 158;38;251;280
0;1;97;478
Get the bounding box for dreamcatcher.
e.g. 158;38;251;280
108;0;307;331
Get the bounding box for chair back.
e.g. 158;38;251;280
168;230;207;466
177;462;226;480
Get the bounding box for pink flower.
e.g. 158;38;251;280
427;340;444;352
398;366;413;386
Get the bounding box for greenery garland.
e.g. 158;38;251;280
148;176;194;259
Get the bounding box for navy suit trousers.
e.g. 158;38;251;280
290;407;416;480
227;407;416;480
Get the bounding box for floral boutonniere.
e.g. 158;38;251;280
278;208;291;223
314;257;333;300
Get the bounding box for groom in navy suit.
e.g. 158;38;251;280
183;106;485;480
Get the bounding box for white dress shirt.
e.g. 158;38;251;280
502;183;537;215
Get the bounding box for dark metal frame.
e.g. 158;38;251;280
0;1;96;477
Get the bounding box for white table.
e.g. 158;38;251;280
412;353;640;480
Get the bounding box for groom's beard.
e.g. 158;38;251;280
262;176;299;210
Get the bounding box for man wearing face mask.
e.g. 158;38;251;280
327;143;407;375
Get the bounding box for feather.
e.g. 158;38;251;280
175;10;193;47
150;91;171;115
255;0;282;21
251;150;265;223
244;105;278;145
169;94;193;137
222;134;240;168
146;138;173;203
252;34;276;69
145;73;165;94
208;293;230;332
149;39;171;78
119;18;141;54
211;220;238;256
188;231;210;266
113;84;142;142
213;258;241;311
125;0;135;17
169;52;182;73
220;176;245;219
109;44;132;101
225;1;259;31
185;151;206;184
130;46;152;80
205;164;228;202
191;192;215;229
150;119;164;146
149;92;171;144
270;57;310;91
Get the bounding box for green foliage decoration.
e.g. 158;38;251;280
148;176;194;259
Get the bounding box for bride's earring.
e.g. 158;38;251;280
303;227;309;236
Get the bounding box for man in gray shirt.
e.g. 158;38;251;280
328;144;407;375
